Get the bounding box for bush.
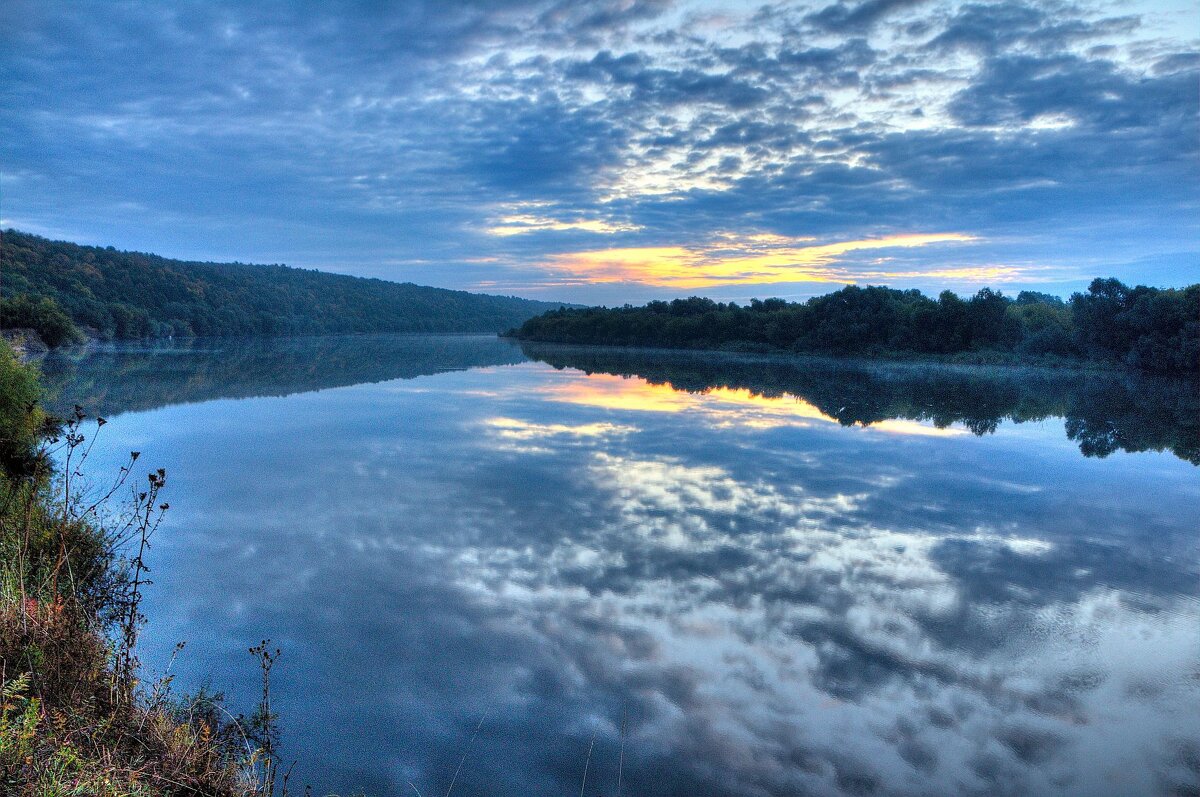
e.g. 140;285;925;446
0;342;47;475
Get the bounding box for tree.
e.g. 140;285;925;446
0;295;83;347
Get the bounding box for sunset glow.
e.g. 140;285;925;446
4;1;1192;302
543;374;966;436
542;233;980;288
4;2;1197;794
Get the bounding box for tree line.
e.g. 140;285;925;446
0;229;568;343
510;280;1199;373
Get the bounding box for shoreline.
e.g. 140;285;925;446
507;336;1152;377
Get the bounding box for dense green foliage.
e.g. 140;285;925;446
0;343;48;474
511;280;1199;373
1;229;567;340
0;295;84;348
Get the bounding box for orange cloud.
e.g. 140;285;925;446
539;232;981;288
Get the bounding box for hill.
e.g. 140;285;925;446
0;229;569;341
508;282;1199;374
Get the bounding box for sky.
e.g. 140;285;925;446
1;0;1196;305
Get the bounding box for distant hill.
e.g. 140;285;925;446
0;229;570;340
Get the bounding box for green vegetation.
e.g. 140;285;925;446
1;229;568;342
0;296;84;349
0;342;281;796
510;280;1199;374
0;344;49;475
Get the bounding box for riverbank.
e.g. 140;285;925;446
0;328;50;359
0;341;265;796
510;336;1134;373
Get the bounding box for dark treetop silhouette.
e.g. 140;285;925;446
510;280;1199;374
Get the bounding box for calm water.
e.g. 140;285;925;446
42;336;1200;797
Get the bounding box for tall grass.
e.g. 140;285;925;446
0;341;277;796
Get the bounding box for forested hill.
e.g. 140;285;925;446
0;229;569;341
508;281;1199;373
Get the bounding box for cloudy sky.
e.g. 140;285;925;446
2;0;1196;304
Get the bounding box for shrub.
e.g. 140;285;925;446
0;342;47;475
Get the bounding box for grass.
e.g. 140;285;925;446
0;341;271;796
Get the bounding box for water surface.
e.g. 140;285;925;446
43;336;1200;797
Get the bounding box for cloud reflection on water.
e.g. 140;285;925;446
66;340;1199;797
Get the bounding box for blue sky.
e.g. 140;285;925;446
1;0;1196;304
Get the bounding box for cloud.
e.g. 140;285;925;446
1;0;1196;298
806;0;936;32
806;0;933;32
925;2;1141;55
484;207;641;236
948;52;1197;131
566;49;773;110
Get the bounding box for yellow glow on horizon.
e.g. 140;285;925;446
540;232;980;288
545;375;835;422
540;373;965;437
548;374;701;414
868;419;968;437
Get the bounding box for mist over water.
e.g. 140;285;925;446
47;336;1200;797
